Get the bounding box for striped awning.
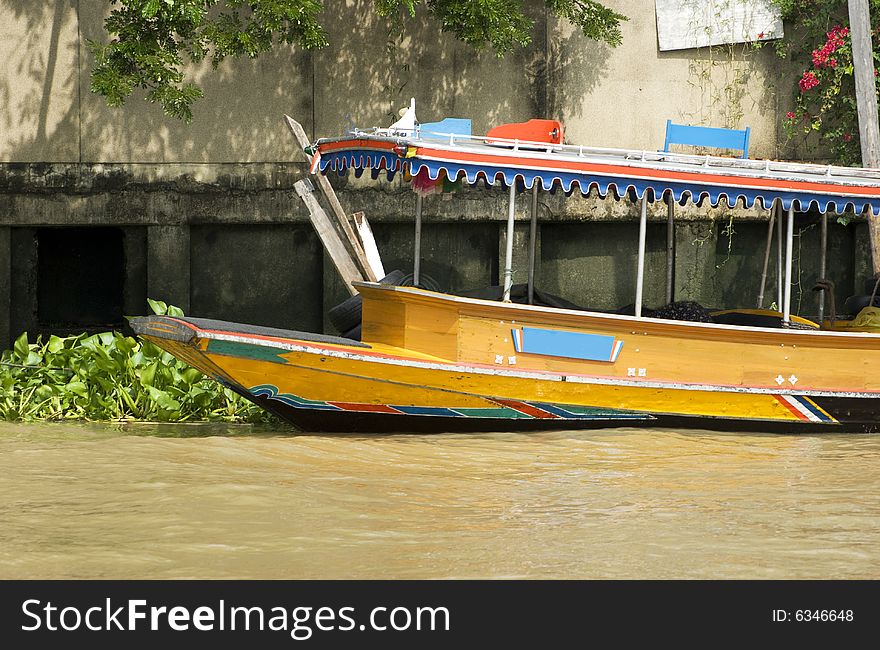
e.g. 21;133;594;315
314;133;880;215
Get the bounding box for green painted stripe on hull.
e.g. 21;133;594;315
454;407;533;419
207;339;289;364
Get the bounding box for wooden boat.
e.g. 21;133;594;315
132;113;880;433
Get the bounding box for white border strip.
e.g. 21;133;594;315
202;330;880;400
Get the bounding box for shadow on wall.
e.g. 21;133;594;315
3;0;314;163
310;0;553;139
2;1;616;163
545;20;612;121
2;1;80;161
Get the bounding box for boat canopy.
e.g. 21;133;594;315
314;129;880;215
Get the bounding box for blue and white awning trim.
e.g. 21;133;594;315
315;135;880;215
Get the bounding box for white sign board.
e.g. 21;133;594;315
655;0;784;52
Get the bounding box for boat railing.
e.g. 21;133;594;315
350;127;880;183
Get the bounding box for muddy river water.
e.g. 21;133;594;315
1;422;878;579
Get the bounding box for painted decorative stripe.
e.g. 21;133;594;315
532;403;648;420
453;407;533;419
327;402;403;414
251;385;341;411
492;399;558;419
393;406;464;417
208;339;289;364
249;385;652;421
775;395;836;423
512;327;623;363
512;328;524;352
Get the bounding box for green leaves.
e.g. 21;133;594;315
428;0;535;54
378;0;627;55
0;299;275;425
771;0;880;165
90;0;328;122
91;0;626;121
547;0;626;47
13;332;29;362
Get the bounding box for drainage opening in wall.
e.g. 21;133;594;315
37;227;125;330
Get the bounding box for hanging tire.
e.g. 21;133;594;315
328;269;407;334
397;272;442;292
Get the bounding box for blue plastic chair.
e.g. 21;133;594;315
663;119;750;158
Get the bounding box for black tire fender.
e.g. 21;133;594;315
328;269;407;333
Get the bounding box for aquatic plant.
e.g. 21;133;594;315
0;300;276;424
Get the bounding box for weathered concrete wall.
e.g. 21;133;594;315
551;0;784;158
0;2;80;162
190;224;324;332
1;0;796;162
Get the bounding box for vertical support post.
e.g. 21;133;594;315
527;183;539;305
757;201;776;308
665;194;675;304
147;225;191;313
635;194;648;318
502;182;517;302
413;192;423;287
818;211;828;321
783;203;795;324
848;0;880;274
0;226;10;349
776;201;784;311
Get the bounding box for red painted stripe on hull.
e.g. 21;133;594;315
774;395;808;421
494;399;558;419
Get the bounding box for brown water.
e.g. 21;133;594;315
1;421;879;579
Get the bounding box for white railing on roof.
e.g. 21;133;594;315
348;126;880;184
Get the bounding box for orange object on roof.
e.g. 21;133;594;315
486;119;564;145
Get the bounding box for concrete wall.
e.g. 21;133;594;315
0;1;863;348
550;0;794;159
1;0;794;163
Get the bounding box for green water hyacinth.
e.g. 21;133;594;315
0;300;276;424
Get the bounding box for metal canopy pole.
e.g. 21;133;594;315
527;183;539;305
783;203;795;324
502;182;517;302
818;211;828;321
776;201;784;310
666;194;675;304
757;199;776;308
413;193;423;286
635;195;648;317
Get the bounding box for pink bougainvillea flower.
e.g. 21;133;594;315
786;111;796;120
799;71;819;92
844;133;853;142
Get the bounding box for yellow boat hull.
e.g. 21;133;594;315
131;283;880;433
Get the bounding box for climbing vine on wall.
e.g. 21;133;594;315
770;0;880;165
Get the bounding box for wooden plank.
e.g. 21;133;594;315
294;179;362;296
655;0;783;51
847;0;880;275
284;115;378;282
350;211;386;279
